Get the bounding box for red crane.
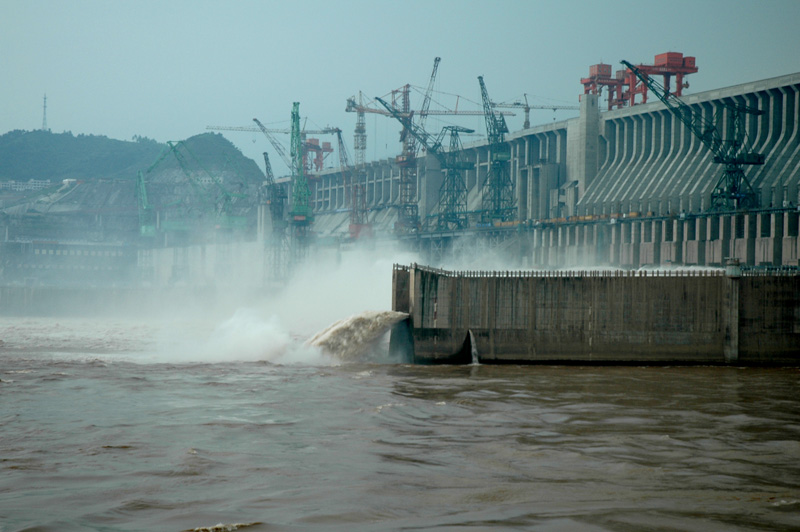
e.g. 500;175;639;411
582;52;698;110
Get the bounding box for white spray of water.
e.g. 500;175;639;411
307;310;409;363
146;309;329;365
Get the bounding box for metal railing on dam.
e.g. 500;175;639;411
391;263;800;365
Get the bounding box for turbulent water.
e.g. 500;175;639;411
2;314;800;532
307;310;408;363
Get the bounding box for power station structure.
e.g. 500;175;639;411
127;53;800;287
304;54;800;269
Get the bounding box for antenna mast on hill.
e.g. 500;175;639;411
41;94;49;131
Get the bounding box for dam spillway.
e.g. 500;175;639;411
390;263;800;365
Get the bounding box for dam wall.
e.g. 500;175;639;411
310;73;800;268
391;263;800;365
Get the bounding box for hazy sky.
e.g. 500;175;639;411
3;0;799;175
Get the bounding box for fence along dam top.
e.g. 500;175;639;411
390;263;800;365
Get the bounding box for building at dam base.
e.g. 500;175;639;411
309;71;800;268
391;263;800;365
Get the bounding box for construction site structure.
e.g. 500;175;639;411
492;94;578;129
335;129;371;240
289;102;313;264
261;151;288;282
350;58;516;234
136;140;248;243
478;75;516;223
622;59;764;211
377;95;475;230
207;122;339;175
582;52;698;110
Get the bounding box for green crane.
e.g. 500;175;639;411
478;75;515;223
376;96;474;230
289;102;313;262
136;142;185;238
262;150;288;282
622;60;765;211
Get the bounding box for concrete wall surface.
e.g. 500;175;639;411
392;264;800;365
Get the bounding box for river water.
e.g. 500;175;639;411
2;312;799;532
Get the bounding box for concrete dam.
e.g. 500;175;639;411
390;263;800;365
309;71;800;268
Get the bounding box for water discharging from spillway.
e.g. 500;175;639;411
307;310;409;363
469;329;479;365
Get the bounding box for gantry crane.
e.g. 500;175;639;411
376;96;474;231
478;75;515;223
622;60;765;211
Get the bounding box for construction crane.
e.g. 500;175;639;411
336;129;371;240
492;94;579;128
417;57;440;135
478;75;515;223
622;60;765;211
345;85;512;182
435;126;474;230
289;102;313;262
376;96;474;231
262;151;287;233
252;118;291;167
167;140;248;231
262;151;288;281
207;122;339;174
136;143;180;238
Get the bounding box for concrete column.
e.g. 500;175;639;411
723;259;741;363
567;93;600;199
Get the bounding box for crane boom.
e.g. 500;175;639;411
478;75;515;222
375;96;445;159
418;57;440;134
622;60;764;210
493;95;579;129
253;118;291;168
377;96;474;231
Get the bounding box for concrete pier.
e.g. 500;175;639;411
391;263;800;365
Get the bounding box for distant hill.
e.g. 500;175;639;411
0;130;267;244
0;129;264;185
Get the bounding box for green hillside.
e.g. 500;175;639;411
0;129;264;185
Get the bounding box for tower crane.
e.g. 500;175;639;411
336;129;371;239
262;151;287;232
492;94;579;128
376;96;474;231
621;60;765;211
252;118;291;168
289;102;313;262
417;57;440;135
478;75;515;223
345;84;512;185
